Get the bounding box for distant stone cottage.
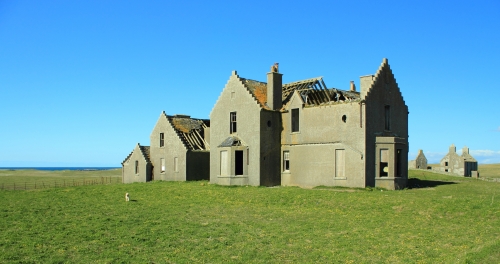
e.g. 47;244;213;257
409;149;428;169
123;58;409;189
434;144;478;177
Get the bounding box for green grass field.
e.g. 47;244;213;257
479;164;500;179
0;170;499;263
0;169;121;189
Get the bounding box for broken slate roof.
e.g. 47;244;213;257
167;115;210;151
241;75;360;110
241;78;268;109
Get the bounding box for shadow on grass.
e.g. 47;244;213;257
407;178;457;189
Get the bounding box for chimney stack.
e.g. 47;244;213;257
350;81;356;92
449;144;456;153
267;63;283;110
462;146;469;154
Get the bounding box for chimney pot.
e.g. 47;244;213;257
350;81;356;92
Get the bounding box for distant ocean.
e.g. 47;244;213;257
0;167;120;171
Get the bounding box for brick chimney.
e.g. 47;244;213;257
267;64;283;110
350;81;356;92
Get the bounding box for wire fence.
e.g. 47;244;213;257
0;177;122;191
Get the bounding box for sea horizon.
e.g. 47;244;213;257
0;167;121;171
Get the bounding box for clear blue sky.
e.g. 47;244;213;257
1;0;499;166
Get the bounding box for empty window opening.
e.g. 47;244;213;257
267;120;271;127
291;108;299;132
335;149;345;177
342;115;347;123
235;150;244;175
396;149;402;177
384;106;391;130
380;149;389;177
160;158;165;173
283;151;290;171
174;157;179;172
247;148;249;165
135;160;139;174
445;161;448;166
230;112;237;134
160;133;164;147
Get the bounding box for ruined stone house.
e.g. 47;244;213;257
122;58;409;190
409;149;428;169
210;58;409;189
436;144;478;176
122;112;210;183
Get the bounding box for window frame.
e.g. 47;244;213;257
283;151;290;172
230;112;237;134
159;133;165;147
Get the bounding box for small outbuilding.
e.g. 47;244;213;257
122;143;152;183
122;112;210;183
409;149;428;169
437;144;478;177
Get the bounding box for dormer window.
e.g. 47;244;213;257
230;112;237;134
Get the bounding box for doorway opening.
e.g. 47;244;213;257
235;150;244;175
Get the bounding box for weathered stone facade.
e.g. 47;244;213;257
122;58;409;190
210;58;409;189
432;144;478;177
122;144;152;183
409;149;428;169
122;112;210;183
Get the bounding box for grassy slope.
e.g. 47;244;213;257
0;170;499;263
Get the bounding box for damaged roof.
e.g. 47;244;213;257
241;75;360;109
298;87;360;107
241;78;268;109
167;114;210;151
